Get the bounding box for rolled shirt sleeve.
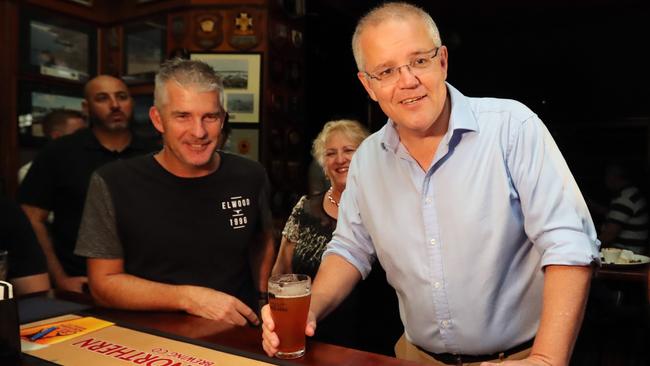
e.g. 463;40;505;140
322;155;376;279
507;115;600;267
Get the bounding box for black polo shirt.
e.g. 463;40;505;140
18;128;159;276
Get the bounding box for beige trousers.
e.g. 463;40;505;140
394;334;531;366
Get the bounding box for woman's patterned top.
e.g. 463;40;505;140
282;192;336;278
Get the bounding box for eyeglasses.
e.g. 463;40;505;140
364;47;440;86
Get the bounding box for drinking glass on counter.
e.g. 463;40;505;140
268;274;311;359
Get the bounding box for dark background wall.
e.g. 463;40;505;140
304;0;650;203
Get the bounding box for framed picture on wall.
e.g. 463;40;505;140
20;7;96;82
222;127;259;161
190;53;262;123
123;19;166;84
17;82;85;146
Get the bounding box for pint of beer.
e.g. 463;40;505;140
268;274;311;359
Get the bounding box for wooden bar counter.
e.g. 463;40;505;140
17;291;422;366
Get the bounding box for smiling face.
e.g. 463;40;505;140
83;75;133;132
357;16;449;138
323;131;358;191
149;81;224;177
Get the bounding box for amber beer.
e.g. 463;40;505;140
268;274;311;359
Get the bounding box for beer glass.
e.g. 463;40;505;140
268;274;311;359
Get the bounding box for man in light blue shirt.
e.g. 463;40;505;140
262;3;599;365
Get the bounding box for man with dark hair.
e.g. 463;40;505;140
75;59;275;325
41;110;87;140
19;75;158;292
18;109;87;183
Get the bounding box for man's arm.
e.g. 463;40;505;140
262;254;361;356
21;204;87;292
87;258;259;326
10;273;50;296
249;229;276;294
484;265;592;366
528;265;592;365
310;254;362;320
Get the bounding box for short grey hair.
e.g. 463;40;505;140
352;2;442;71
154;58;225;110
312;119;370;169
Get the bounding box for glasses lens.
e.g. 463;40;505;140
374;48;439;86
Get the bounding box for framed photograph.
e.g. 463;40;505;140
20;7;96;82
123;19;166;84
222;127;259;161
190;53;262;123
17;82;84;146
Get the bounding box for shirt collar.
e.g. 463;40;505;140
380;82;479;152
82;127;148;152
81;128;104;150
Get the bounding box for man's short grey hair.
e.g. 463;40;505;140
154;58;225;110
351;2;442;71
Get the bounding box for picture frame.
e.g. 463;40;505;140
190;53;262;123
17;81;85;146
20;7;96;82
123;18;166;84
222;127;260;161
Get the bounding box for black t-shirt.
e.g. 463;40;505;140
18;128;159;276
0;196;47;279
75;153;272;310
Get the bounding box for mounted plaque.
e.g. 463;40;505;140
228;10;262;50
193;12;223;50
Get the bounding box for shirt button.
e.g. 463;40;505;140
441;320;449;328
434;282;441;289
430;238;436;245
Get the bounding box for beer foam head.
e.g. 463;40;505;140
269;274;311;297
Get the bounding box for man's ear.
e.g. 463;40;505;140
149;106;164;134
357;72;378;102
438;45;449;81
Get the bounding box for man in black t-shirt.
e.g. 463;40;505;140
75;59;275;326
19;75;159;293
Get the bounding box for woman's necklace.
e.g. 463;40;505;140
327;187;339;207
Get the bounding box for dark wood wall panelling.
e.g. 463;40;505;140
0;0;20;196
264;0;306;221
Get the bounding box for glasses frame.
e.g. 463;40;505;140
364;47;441;83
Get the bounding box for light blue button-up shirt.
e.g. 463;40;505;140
324;83;600;355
